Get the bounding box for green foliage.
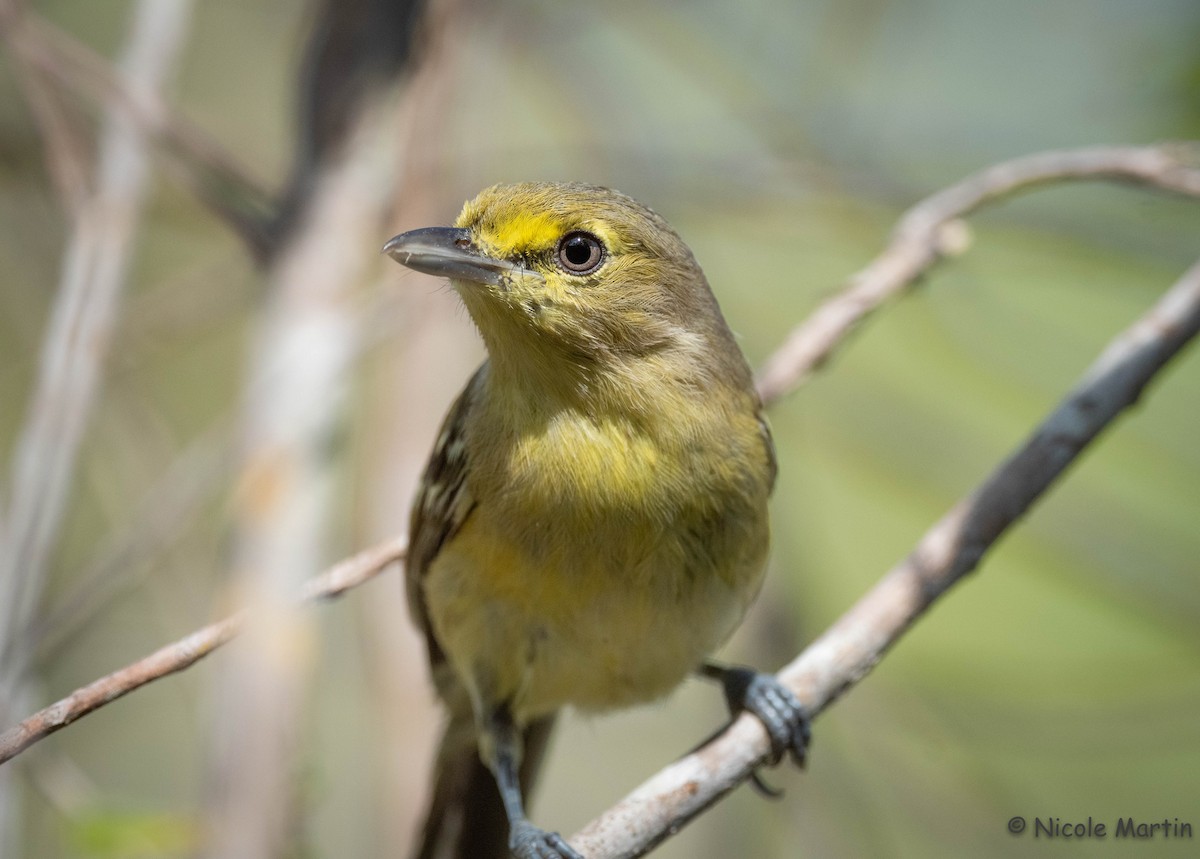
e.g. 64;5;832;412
68;809;198;859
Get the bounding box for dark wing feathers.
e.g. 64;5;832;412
406;365;485;666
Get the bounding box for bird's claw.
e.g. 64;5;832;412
509;820;584;859
720;666;811;769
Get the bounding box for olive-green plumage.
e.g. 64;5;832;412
387;183;776;859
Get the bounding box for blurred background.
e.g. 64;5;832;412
1;0;1198;857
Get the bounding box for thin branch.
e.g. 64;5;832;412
0;7;278;257
571;257;1200;858
4;41;91;217
0;535;407;766
755;143;1200;404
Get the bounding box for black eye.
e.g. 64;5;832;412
556;232;605;275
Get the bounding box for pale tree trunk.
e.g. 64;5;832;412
0;1;193;851
200;2;451;856
353;4;475;847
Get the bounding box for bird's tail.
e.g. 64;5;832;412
413;709;557;859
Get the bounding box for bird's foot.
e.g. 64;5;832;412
717;665;811;770
509;820;584;859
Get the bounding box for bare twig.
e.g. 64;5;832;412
4;43;91;216
0;6;277;256
0;535;407;766
755;143;1200;404
571;257;1200;858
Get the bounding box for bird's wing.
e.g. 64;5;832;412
406;364;485;667
758;410;778;494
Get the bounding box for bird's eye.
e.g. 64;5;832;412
556;232;605;275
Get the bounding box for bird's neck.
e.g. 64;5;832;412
481;326;728;427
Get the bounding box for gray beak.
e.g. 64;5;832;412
383;227;540;287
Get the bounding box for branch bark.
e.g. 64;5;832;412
755;143;1200;404
0;535;407;766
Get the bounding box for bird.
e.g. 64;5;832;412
384;183;808;859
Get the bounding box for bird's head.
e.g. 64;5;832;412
385;183;738;386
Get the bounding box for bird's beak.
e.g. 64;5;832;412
382;227;541;287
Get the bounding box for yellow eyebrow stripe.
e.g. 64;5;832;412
478;211;562;257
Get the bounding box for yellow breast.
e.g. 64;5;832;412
421;395;771;719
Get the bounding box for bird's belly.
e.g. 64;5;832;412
521;561;745;715
424;510;764;721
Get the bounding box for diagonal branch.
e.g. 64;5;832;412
0;6;278;256
570;257;1200;858
755;142;1200;404
0;535;407;766
3;37;91;217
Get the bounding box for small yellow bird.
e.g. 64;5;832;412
385;183;807;859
